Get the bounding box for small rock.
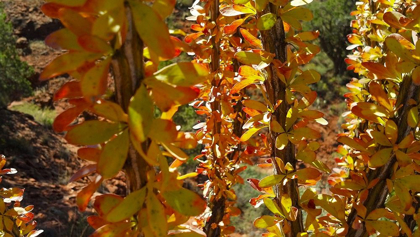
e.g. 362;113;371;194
16;37;28;48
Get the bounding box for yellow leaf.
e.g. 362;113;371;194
240;126;267;141
275;133;289;150
259;175;285;188
46;0;87;6
151;62;209;87
128;85;154;143
81;58;111;99
254;215;278;228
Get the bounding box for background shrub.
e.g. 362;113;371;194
0;6;33;108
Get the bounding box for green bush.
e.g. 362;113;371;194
0;6;33;108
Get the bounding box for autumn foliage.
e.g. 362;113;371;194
28;0;420;236
0;155;42;237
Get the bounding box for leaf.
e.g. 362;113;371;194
259;175;285;188
337;136;367;152
81;58;111;99
295;31;319;41
362;62;396;79
65;121;123;145
148;119;178;143
153;0;176;19
240;126;267;141
40;52;101;80
58;8;92;36
98;130;129;179
255;0;269;12
257;13;277;30
263;198;284;217
77;176;103;211
147;193;168;236
254;215;278;228
77;147;101;162
90;222;131;237
162;187;206;216
234;51;273;65
69;164;97;182
290;0;313;6
54;81;83;101
369;148;393;168
365;220;399;236
92;101;128;122
385;120;398;144
275;133;288;150
351;102;390;123
45;28;83;51
146;79;199;112
128;85;154;143
151;62;209;86
78;35;113;54
94;194;123;217
242;100;268;112
371;131;392;146
46;0;87;7
130;1;175;58
162;142;189;161
369;81;393;111
53;106;85;132
413;67;420;85
385;35;414;62
295;168;321;183
105;187;147;222
220;5;256;16
240;29;262;48
224;19;246;34
407;107;419;128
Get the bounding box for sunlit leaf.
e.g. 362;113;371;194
257;13;277;30
163;187;206;216
98;130;129;179
259;175;285;188
65;121;123;145
128;85;154;143
147;193;168;236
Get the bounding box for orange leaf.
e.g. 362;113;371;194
224;19;245;34
77;176;103;211
45;28;83;51
240;29;262;48
81;58;111;99
78;35;113;54
54;81;83;101
78;147;101;163
58;8;92;36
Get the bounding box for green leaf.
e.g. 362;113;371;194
147;193;168;236
128;85;154;143
162;187;206;216
130;1;175;58
98;130;129;179
369;148;393;168
105;187;147;222
257;13;277;30
259;174;285;188
65;121;123;145
151;62;209;87
255;0;269;12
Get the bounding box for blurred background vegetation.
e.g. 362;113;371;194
0;5;33;109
